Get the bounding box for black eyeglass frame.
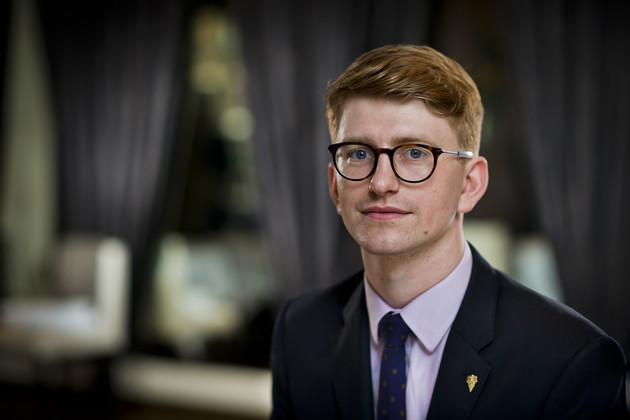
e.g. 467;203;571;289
328;142;474;183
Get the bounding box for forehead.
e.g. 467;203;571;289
336;97;458;149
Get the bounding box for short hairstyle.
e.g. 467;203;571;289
325;45;484;154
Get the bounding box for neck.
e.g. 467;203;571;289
362;224;467;309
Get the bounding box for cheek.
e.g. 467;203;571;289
333;181;353;215
335;178;360;200
421;184;460;224
433;168;465;205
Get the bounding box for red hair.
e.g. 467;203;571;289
325;45;483;153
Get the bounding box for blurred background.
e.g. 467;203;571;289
0;0;628;418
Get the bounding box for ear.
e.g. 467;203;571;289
457;156;488;214
328;163;342;214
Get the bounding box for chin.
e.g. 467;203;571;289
357;237;416;257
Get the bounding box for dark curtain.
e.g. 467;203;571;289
229;0;432;300
498;0;630;356
0;0;10;163
37;0;187;344
0;0;12;296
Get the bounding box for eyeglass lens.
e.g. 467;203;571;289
333;144;435;182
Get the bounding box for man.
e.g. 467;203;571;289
270;45;627;419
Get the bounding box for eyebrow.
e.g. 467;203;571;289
340;136;439;148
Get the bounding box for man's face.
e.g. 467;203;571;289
328;97;471;259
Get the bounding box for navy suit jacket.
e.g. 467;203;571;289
271;246;627;419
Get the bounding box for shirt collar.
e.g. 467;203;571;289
365;243;472;353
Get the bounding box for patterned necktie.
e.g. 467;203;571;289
377;313;411;419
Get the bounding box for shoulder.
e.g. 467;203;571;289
473;247;626;376
493;267;607;347
492;269;627;417
468;245;608;345
462;248;626;416
464;245;624;370
276;271;364;334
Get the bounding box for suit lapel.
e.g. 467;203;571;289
330;278;374;420
427;331;491;419
427;246;498;420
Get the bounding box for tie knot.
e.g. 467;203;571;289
379;313;411;348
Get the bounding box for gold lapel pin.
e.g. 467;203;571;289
466;375;478;392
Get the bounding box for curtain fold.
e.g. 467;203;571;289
0;0;13;296
36;0;187;344
497;0;630;356
230;0;431;300
0;0;10;158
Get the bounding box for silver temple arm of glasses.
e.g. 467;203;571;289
442;149;474;159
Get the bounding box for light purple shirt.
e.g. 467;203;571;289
365;243;472;420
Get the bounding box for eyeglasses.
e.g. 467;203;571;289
328;142;473;183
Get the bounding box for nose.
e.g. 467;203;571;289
369;152;400;195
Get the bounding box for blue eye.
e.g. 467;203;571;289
348;147;372;160
353;150;367;159
402;147;429;160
